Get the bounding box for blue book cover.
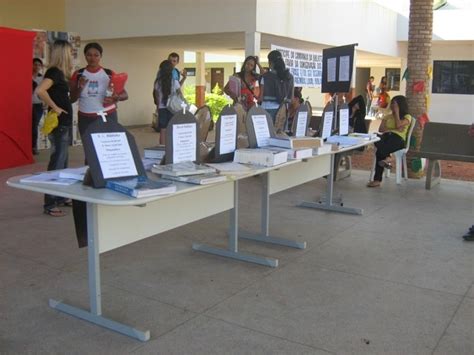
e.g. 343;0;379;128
106;177;176;198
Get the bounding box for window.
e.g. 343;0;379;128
432;61;474;95
385;68;400;91
184;68;196;77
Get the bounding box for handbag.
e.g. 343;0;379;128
41;110;59;135
166;89;188;113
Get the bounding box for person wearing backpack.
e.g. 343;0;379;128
259;50;294;122
70;42;128;138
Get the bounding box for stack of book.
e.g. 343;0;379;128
106;177;176;198
143;145;166;160
58;166;88;181
264;147;313;160
268;136;323;149
233;148;288;167
152;161;224;185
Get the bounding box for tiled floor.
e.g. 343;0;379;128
0;126;472;354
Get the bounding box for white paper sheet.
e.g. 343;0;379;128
219;114;237;154
172;123;197;163
322;111;334;139
295;111;308;137
91;132;138;179
252;115;271;147
327;58;336;83
339;108;349;136
338;55;350;82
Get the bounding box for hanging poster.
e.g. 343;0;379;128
270;45;323;88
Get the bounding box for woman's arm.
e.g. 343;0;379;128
392;104;410;130
69;75;87;103
36;78;67;115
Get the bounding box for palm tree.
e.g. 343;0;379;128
406;0;433;177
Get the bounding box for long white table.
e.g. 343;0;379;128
6;137;377;341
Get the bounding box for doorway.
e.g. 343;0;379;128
355;68;370;98
210;68;224;92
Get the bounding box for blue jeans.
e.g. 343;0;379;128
44;125;70;210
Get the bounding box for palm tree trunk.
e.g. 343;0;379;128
406;0;433;178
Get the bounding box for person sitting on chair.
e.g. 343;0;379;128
367;95;412;188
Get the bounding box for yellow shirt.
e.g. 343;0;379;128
383;114;412;141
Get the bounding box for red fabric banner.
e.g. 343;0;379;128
0;27;36;169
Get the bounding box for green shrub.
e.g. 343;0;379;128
182;83;231;121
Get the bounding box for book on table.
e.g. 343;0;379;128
265;147;313;160
313;144;333;155
142;158;161;171
58;166;88;181
105;177;176;198
20;172;79;186
144;145;166;159
268;136;323;149
348;132;376;140
326;135;362;147
161;173;227;185
205;162;253;176
233;148;288;167
151;161;217;177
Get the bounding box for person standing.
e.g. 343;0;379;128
365;76;375;114
462;123;474;241
259;50;294;122
36;40;74;217
70;42;128;138
153;60;181;145
224;55;262;111
168;52;187;87
32;58;44;155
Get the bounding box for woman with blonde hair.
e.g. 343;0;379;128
36;40;74;217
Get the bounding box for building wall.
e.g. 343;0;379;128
0;0;65;31
256;0;401;58
65;0;256;40
429;42;474;125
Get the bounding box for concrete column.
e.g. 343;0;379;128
245;31;261;58
195;51;206;107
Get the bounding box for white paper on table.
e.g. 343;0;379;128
295;111;308;137
252;115;271;147
91;132;138;179
219;114;237;154
172;123;197;163
339;108;349;136
322;111;334;139
327;57;336;83
338;55;350;82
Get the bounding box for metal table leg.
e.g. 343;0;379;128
299;154;363;215
193;180;278;267
239;173;307;249
49;203;151;342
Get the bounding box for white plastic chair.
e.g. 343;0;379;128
391;118;416;184
370;118;416;184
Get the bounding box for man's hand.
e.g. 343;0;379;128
181;69;187;80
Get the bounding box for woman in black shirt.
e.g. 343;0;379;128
36;40;74;217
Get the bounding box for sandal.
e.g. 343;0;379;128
58;199;73;207
44;208;66;217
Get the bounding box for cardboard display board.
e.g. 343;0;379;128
81;119;146;188
319;101;336;139
245;106;276;148
211;105;238;162
165;111;199;164
321;44;356;94
337;102;350;136
290;104;310;137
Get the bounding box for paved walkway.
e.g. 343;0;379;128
1;126;473;354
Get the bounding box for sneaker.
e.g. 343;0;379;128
462;231;474;241
366;181;381;188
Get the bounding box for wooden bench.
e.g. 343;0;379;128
411;122;474;189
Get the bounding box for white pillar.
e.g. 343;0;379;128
195;51;206;107
245;31;261;58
